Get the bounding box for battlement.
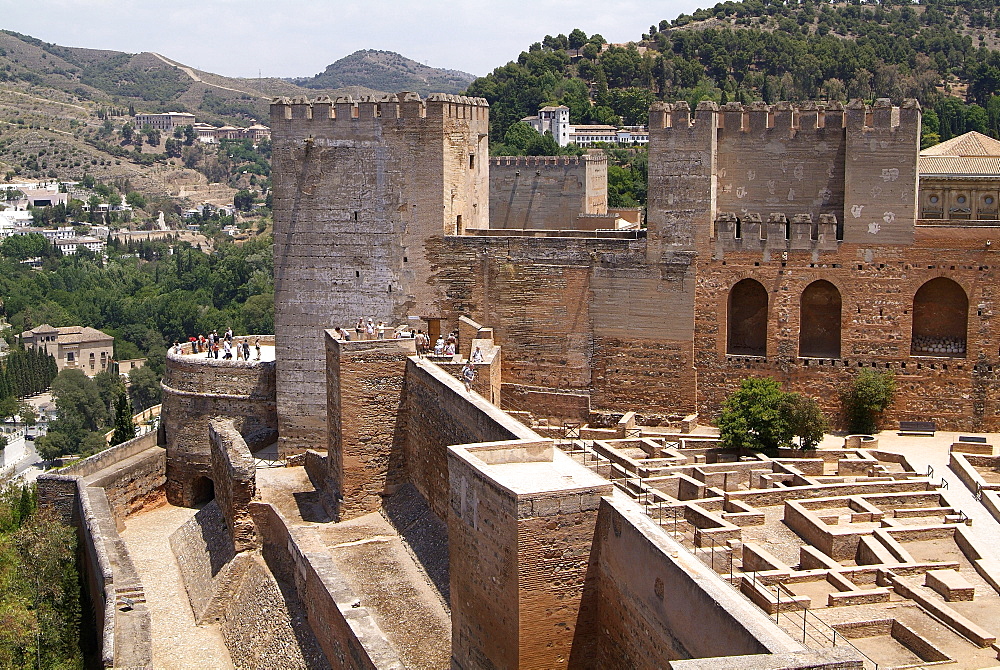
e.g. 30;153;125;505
491;154;606;167
713;211;840;254
269;92;489;125
650;98;920;133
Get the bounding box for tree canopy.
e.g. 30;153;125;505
718;377;829;451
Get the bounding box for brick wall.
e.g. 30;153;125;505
325;335;412;520
693;230;1000;429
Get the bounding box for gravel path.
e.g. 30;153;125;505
120;504;234;670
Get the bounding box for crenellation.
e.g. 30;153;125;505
773;100;794;131
748;100;769;131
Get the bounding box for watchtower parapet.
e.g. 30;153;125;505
270;93;489;130
714;211;839;255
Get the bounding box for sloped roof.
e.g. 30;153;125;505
21;325;112;344
921;131;1000;157
920;131;1000;176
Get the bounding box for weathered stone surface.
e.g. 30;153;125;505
209;418;258;552
161;342;276;505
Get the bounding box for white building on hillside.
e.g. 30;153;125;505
521;105;649;148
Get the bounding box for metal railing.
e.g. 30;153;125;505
741;574;880;670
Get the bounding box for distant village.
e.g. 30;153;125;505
0;110;272;257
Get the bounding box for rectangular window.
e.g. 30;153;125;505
469;154;475;169
67;352;74;362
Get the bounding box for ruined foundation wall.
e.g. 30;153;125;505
160;345;275;505
209;419;257;552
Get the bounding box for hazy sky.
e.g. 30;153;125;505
0;0;705;79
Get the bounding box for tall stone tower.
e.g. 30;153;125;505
270;93;489;454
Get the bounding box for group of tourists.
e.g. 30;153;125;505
331;319;484;392
171;329;262;361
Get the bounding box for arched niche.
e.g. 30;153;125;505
727;278;768;356
799;280;842;358
911;277;968;357
189;476;215;506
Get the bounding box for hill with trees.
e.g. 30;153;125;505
466;0;1000;150
291;49;477;96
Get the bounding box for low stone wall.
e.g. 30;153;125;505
594;496;804;667
249;501;404;669
209;419;257;552
403;357;540;520
501;383;591;422
58;430;159;479
161;336;276;506
37;432;173;667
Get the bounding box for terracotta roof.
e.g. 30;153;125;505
920;155;1000;176
21;325;112;344
921;131;1000;157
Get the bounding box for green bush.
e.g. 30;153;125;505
842;369;896;435
718;377;828;452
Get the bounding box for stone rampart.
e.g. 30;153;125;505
160;338;275;505
37;433;161;668
249;501;404;669
209;419;257;552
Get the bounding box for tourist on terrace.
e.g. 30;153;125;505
471;346;484;363
462;361;476;392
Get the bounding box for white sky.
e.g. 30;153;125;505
0;0;706;79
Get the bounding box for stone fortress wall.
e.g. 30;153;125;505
159;336;276;505
270;94;489;454
489;153;608;230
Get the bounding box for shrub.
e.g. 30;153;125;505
842;369;896;434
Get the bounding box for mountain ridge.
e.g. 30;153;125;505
290;49;477;96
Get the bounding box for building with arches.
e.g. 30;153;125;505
271;94;1000;458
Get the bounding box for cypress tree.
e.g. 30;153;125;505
110;391;136;446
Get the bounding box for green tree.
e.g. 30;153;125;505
718;377;793;452
127;365;162;411
109;390;136;446
782;394;829;449
234;189;255;212
842;369;896;434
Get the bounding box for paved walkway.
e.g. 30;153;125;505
848;430;1000;546
120;505;234;670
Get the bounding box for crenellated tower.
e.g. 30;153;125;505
270;92;489;454
646;98;921;257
